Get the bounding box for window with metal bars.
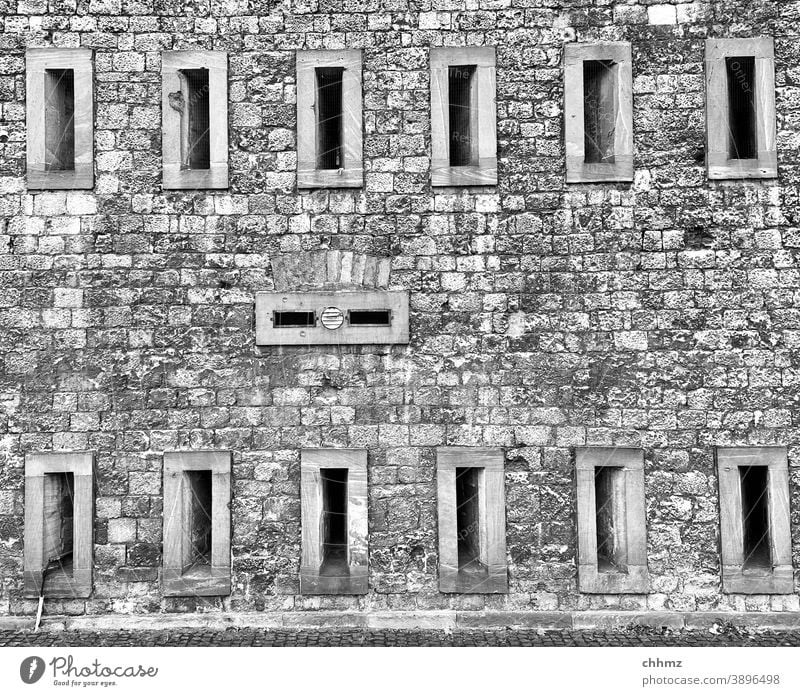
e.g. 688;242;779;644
320;468;348;576
448;65;476;167
185;470;212;569
583;60;617;164
179;68;210;170
315;67;344;170
42;472;74;574
455;467;483;572
740;466;770;570
44;69;75;171
726;56;757;160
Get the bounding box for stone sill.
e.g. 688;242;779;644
3;611;800;633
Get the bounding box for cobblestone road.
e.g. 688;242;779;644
2;627;799;647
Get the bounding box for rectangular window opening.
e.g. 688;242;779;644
179;68;210;170
740;465;771;570
726;56;757;160
583;60;617;165
448;65;477;167
456;467;484;572
320;468;348;576
315;67;344;170
42;472;74;575
273;310;316;328
347;309;392;326
44;68;75;171
184;470;212;570
594;466;628;573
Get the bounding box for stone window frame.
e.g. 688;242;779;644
254;290;409;346
705;38;777;180
296;49;363;189
25;48;94;190
161;50;229;190
564;42;634;184
300;448;368;595
24;452;93;599
716;446;792;594
436;447;508;594
575;447;648;594
430;47;497;187
162;450;231;597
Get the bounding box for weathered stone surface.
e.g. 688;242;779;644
0;0;798;619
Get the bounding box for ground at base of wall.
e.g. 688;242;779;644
1;627;799;647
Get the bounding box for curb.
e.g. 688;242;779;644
2;611;800;633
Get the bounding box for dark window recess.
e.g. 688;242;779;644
740;466;770;570
347;309;392;326
185;470;212;569
44;69;75;171
726;56;757;160
180;68;211;170
448;65;476;166
273;310;316;328
583;60;617;164
455;467;483;572
42;472;74;572
315;67;344;170
594;466;627;573
320;468;348;576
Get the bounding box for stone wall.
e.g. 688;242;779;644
1;0;799;617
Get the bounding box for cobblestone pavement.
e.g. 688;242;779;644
1;627;799;647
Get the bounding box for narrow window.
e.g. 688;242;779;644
315;67;344;170
24;451;93;598
726;56;757;160
179;68;210;170
455;467;483;572
583;60;617;164
575;447;648;593
347;309;391;326
436;448;507;593
184;470;212;570
320;468;348;576
448;65;476;166
273;310;316;328
300;449;367;594
44;69;75;171
42;472;74;573
161;51;228;189
162;451;231;597
564;43;633;183
594;466;627;573
740;465;770;570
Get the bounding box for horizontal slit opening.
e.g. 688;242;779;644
273;310;316;328
347;309;392;326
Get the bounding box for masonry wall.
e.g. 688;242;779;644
1;0;800;617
